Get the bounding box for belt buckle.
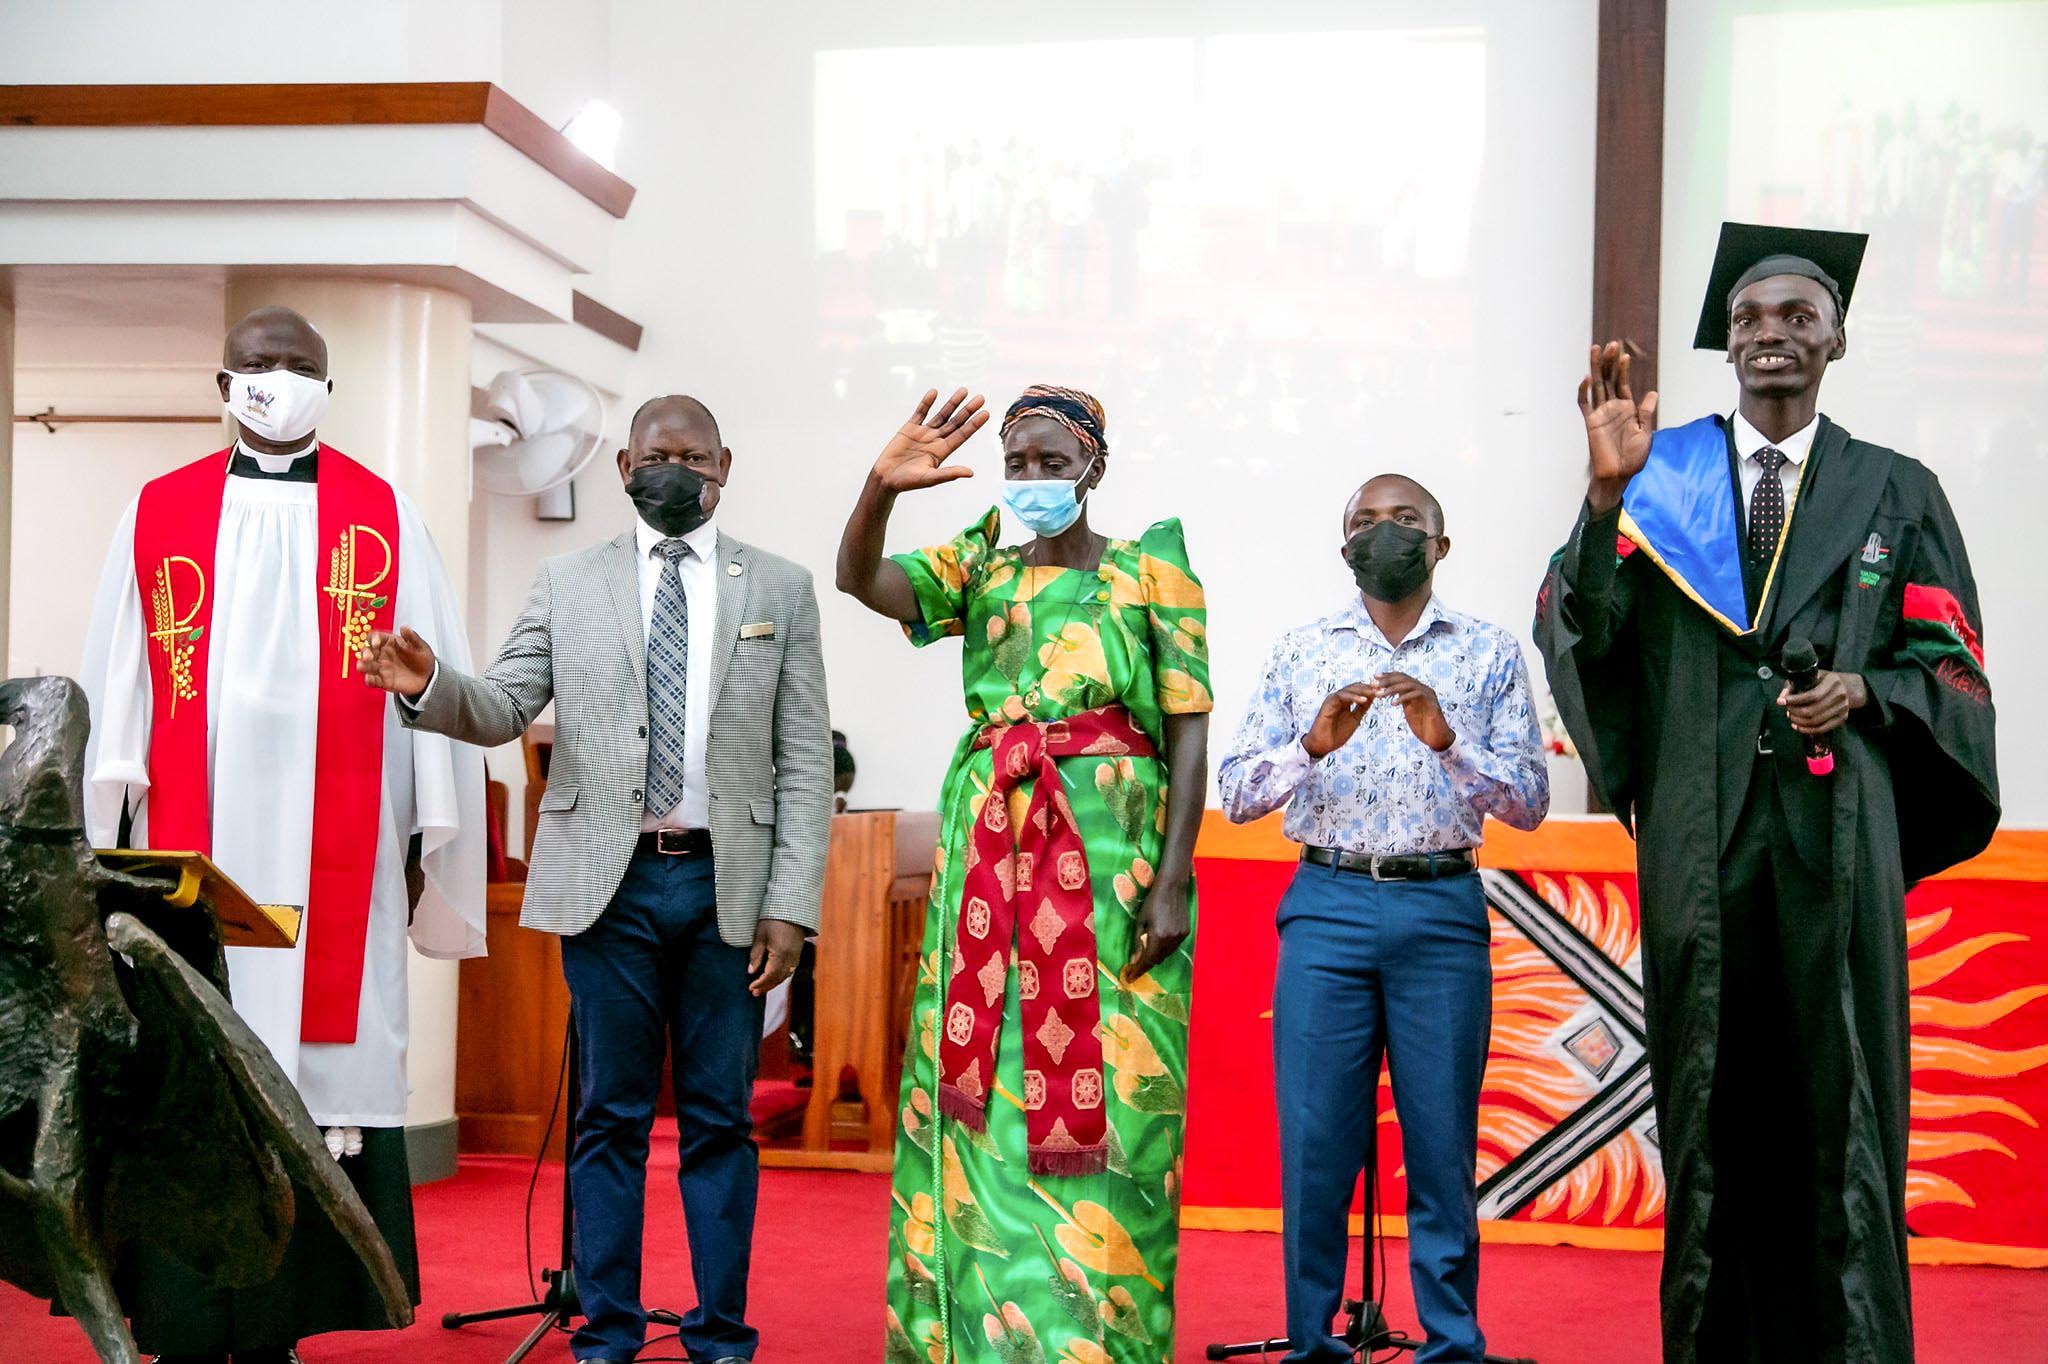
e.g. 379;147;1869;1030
655;828;689;855
1756;732;1775;757
1368;853;1389;882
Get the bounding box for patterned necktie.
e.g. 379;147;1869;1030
644;537;692;818
1748;446;1789;568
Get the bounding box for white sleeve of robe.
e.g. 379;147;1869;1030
393;490;487;963
78;494;152;846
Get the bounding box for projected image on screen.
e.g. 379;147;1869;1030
813;30;1486;468
1726;4;2047;437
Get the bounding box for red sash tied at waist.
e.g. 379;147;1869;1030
936;705;1156;1177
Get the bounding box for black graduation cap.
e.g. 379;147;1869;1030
1692;221;1869;350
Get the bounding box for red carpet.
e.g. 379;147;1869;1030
6;1130;2042;1362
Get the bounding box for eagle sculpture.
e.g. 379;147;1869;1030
0;675;410;1362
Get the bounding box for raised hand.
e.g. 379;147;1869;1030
357;626;437;699
1579;341;1659;513
871;387;988;493
1302;683;1376;760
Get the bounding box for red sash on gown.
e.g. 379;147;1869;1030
132;444;400;1044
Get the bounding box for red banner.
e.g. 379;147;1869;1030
1182;820;2048;1267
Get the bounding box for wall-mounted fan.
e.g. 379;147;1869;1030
470;368;606;519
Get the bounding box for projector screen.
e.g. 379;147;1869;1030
815;30;1487;411
771;9;1600;809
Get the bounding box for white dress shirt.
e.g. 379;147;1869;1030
1732;410;1817;518
637;514;717;832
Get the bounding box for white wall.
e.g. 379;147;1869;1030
8;422;202;677
1662;0;2048;823
6;300;222;678
0;0;503;84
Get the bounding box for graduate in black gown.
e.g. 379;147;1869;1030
1535;224;1999;1363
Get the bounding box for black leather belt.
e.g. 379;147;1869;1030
1302;845;1476;881
637;827;712;857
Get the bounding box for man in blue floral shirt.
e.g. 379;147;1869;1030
1219;473;1548;1364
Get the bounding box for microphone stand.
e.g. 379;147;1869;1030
439;1022;586;1363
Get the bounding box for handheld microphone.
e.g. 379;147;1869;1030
1781;636;1835;776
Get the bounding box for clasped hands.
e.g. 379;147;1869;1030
1303;673;1453;760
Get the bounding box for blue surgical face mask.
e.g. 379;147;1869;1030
1002;456;1096;537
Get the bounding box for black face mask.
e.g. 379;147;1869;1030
625;462;711;537
1345;521;1433;602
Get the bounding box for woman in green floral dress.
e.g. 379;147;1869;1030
837;386;1212;1364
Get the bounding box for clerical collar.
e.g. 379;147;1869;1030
230;437;320;482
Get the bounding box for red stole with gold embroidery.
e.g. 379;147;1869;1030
132;444;400;1043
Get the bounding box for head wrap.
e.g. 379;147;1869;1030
1001;384;1107;456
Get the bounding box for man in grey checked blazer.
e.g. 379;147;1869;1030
359;395;831;1364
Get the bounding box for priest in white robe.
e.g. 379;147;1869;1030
76;306;486;1364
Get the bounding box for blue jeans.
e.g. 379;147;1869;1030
559;850;763;1362
1273;862;1492;1364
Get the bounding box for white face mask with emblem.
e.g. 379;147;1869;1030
221;368;330;444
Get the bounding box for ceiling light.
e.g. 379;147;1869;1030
561;100;622;170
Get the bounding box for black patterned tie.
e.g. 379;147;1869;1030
644;538;692;818
1748;446;1788;567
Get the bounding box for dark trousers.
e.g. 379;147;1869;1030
1273;862;1493;1364
1698;770;1849;1362
560;849;763;1362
